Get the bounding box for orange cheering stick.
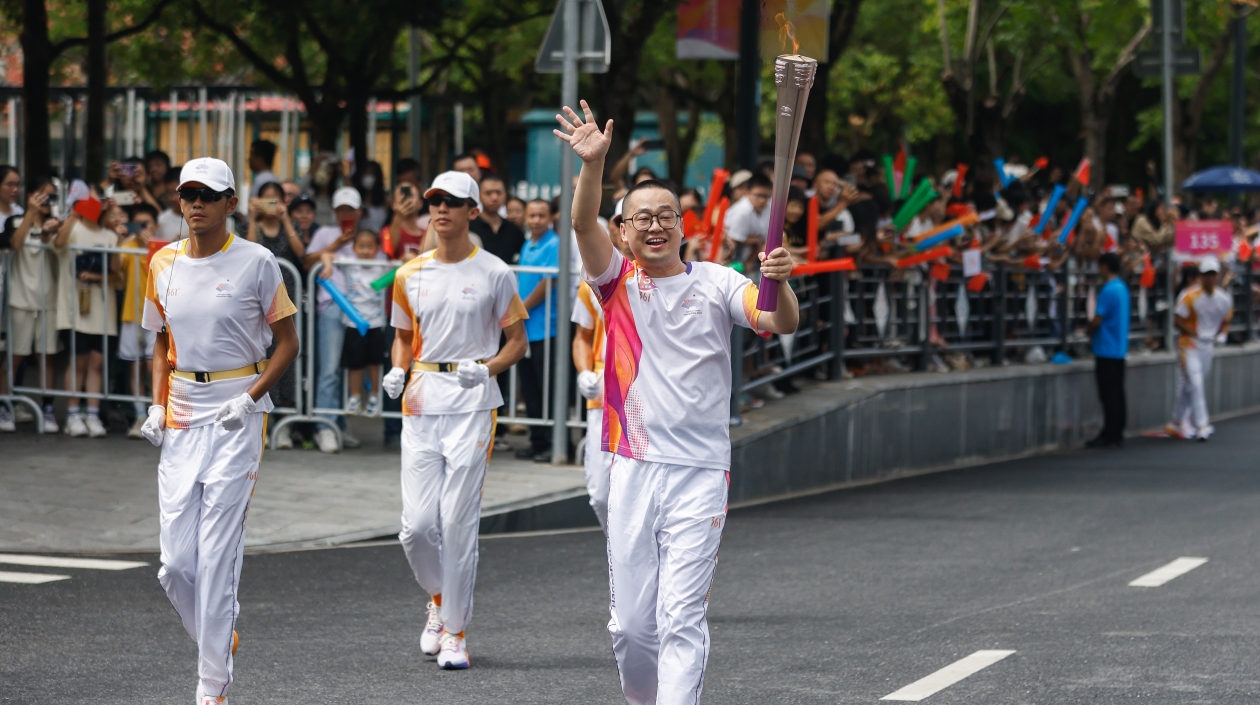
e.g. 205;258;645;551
707;197;730;262
806;196;819;263
791;257;856;277
699;169;729;238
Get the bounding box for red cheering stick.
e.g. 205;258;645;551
896;245;954;269
699;169;729;239
707;197;730;263
952;163;968;199
790;257;856;277
1140;254;1156;288
1022;254;1043;271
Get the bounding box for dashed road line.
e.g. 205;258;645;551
0;571;70;584
0;553;148;570
882;650;1016;701
1129;557;1208;587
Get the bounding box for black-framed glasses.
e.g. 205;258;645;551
426;194;473;209
178;187;230;203
627;209;680;231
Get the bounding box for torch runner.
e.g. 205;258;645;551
757;53;817;312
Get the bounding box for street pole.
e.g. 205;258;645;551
553;0;578;464
198;87;208;157
1161;0;1177;353
736;0;760;169
1230;5;1247;168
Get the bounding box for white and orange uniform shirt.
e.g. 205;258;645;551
589;249;770;471
1176;284;1233;349
390;247;528;416
142;236;297;428
571;282;606;410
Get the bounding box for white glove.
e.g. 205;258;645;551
1215;332;1228;345
214;392;257;432
457;360;490;389
577;370;602;401
141;405;166;447
383;366;407;399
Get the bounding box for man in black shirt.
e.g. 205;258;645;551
469;174;525;264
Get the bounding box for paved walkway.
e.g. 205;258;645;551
1;416;586;553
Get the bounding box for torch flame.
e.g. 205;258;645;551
775;13;799;55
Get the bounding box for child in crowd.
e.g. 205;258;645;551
118;203;161;438
326;230;389;416
53;190;122;437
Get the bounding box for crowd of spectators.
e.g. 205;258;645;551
1;140;1255;454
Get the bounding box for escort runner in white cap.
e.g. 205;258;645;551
1167;254;1233;441
382;170;528;669
140;157;300;705
557;102;800;704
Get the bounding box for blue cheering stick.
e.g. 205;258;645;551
1033;184;1066;236
317;277;370;336
914;224;964;250
1058;196;1090;244
993;159;1014;188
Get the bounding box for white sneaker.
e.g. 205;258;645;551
275;425;294;450
315;427;340;453
65;413;88;437
346;395;362;416
1195;425;1214;442
436;631;470;670
13;404;34;424
84;414;107;437
1164;422;1192;440
364;395;380;417
42;409;59;434
421;600;444;655
0;405;14;432
128;416;145;439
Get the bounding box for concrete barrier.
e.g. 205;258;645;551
728;344;1260;506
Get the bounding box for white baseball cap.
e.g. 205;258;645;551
728;169;753;189
178;157;235;192
424;171;482;209
331;186;362;210
1199;254;1222;273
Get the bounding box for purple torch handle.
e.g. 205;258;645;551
755;55;816;313
756;199;788;311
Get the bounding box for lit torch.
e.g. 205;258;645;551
757;16;816;312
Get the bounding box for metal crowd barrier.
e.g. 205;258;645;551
2;240;306;439
295;259;576;450
6;242;1256;451
729;258;1257;424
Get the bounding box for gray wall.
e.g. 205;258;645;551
728;344;1260;505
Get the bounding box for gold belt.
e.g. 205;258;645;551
412;360;485;373
172;360;268;383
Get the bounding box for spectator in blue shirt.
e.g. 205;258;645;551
1086;252;1129;448
515;199;559;460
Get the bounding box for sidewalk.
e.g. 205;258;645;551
1;416;587;553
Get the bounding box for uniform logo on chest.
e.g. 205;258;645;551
215;281;234;298
681;295;704;315
462;285;477;300
637;271;657;303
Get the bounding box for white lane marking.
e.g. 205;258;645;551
0;554;148;571
0;571;71;584
1129;557;1208;587
882;650;1016;701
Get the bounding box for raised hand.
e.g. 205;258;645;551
554;100;613;164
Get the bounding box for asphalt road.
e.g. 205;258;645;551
5;415;1260;704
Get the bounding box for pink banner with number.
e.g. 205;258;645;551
1175;220;1233;255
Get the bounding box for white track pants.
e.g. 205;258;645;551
1172;344;1214;431
585;408;610;533
607;456;729;705
157;413;265;698
399;410;493;635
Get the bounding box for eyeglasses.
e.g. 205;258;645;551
425;194;473;209
178;187;230;203
627;209;680;231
